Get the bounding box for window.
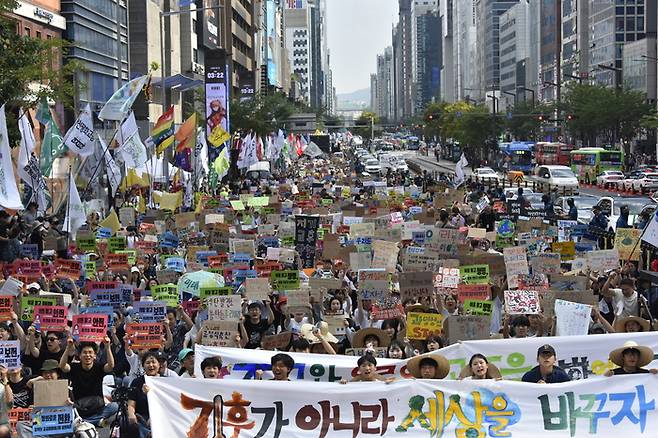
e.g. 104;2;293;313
36;31;41;39
626;6;635;14
24;27;31;37
637;17;644;31
193;48;198;63
626;17;635;31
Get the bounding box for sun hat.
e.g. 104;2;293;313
609;341;654;368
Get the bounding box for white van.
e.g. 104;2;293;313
535;165;579;192
246;161;271;181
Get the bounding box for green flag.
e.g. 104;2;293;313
40;120;65;177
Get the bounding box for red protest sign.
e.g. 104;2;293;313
14;260;42;279
255;261;283;278
87;281;120;292
72;314;108;342
104;254;130;272
126;323;164;349
41;264;56;280
135;240;157;254
55;259;81;281
0;296;13;322
9;408;32;434
457;284;491;303
33;306;68;332
181;300;201;317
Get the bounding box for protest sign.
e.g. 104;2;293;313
156;270;179;285
295;215;320;268
19;296;57;322
284;289;310;312
549;275;588;291
463;299;493;316
14;260;42;278
132;301;167;323
503;247;528;289
551;241;576;260
270;270;299;291
261;331;292;351
33;306;68;332
126;323;164;349
244;278;271;301
31;406;73;436
445;315;491;343
345;347;388;357
151;284;180;307
33;380;69;407
0;341;20;369
324;312;348;336
457;284;491;303
529;253;561;275
200;320;238;347
504;290;541;314
89;289;124;310
614;228;641;261
75;232;97;252
586;249;620;272
308;277;342;291
199;287;233;301
435;266;460;289
206;295;242;321
458;264;490;284
72;314;108;342
19;244;39;259
0;277;23;297
407;312;443;340
9;408;31;435
398;271;433;301
0;296;12;321
371;239;399;270
554;299;592;336
357;269;388;302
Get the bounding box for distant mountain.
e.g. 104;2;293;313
337;87;370;110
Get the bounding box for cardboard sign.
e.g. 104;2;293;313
551;241;576;261
463;299;494;316
554;299;592;337
201;321;238;347
284;289;310;311
503;247;529;289
615;228;641;261
504;290;541;315
33;380;69;407
0;340;20;369
459;264;490;285
586;249;620;272
244;278;271;301
324;312;348;336
151;284;180;307
398;271;434;301
371;240;399;270
156;270;179;285
0;277;23;297
308;277;342;291
530;253;561;275
33;306;68;332
72;314;108;342
261;331;292;351
31;406;74;436
549;275;588;292
445;315;491;344
407;312;443;340
457;284;491;303
132;301;167;323
20;296;57;322
119;207;136;227
126;323;164;349
206;295;242;321
270;270;300;291
0;296;12;321
357;269;389;302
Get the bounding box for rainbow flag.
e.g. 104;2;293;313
152;106;174;151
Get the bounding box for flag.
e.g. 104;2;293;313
454;153;469;188
0;106;24;210
237;133;258;169
208;124;231;147
194;129;209;177
35;98;51;125
152;106;174;152
213;146;230;180
40;117;65;178
98;74;150;121
256;136;263;161
63;104;96;156
119;112;148;168
62;171;86;237
99;209;121;235
17;112;48;210
174;148;192;172
175;113;196;152
101;138;122;197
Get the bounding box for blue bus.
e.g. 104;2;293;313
499;141;534;173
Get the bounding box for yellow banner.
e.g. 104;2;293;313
208;125;231;147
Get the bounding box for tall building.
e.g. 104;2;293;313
283;5;312;103
9;0;66;48
452;0;477;102
439;0;454;103
475;0;520;100
411;0;440;114
393;0;413;121
499;1;530;110
308;0;326;109
375;46;394;121
61;0;129;118
370;74;378;112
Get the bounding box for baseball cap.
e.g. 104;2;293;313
537;344;556;356
27;282;42;292
178;348;194;361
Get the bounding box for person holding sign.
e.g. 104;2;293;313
58;338;117;427
0;366;12;438
604;341;658;376
459;354;502;380
239;301;274;349
521;344;571;384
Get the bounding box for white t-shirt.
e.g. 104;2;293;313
611;288;639;318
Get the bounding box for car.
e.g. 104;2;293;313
473;167;502;182
393;159;409;172
511;192;545;210
535;165;580;192
628;173;658;194
616;170;644;191
364;158;381;174
555;194;601;223
504;187;535;198
596;170;625;189
597;196;656;231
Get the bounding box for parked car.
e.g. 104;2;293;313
625;172;658;194
597;197;656;231
596;170;624;189
473;167;502;182
364;158;381;174
616;170;644;191
535;165;580;192
555;194;601;223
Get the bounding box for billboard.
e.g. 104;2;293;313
238;72;255;102
205;49;230;163
201;0;219;49
266;0;280;87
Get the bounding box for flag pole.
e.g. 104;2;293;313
65;163;72;248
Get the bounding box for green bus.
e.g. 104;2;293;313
570;147;624;184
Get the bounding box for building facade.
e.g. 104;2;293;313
499;1;529;110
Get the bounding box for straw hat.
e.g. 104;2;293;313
351;327;390;348
458;361;502;380
405;304;431;314
299;324;320;343
613;316;650;333
609;341;654;368
406;353;450;379
317;321;338;343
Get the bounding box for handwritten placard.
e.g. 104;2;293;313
206;295;242;321
504;290;541;314
406;312;443;340
201;321;238;347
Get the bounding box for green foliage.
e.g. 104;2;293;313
1;0;82;146
230;91;294;136
505;101;554;140
433;101;501;157
353;111;379;140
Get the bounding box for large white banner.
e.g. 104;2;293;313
147;374;658;438
195;331;658;381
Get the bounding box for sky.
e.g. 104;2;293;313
326;0;398;95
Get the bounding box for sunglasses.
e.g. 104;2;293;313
47;338;59;342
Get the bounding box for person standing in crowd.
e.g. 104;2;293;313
522;345;571;384
407;354;450;380
127;351;160;438
604;341;658;376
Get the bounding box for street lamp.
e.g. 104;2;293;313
517;87;535;106
501;90;516;107
596;63;622;89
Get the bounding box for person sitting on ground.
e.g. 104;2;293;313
521;344;571;384
604;341;658;376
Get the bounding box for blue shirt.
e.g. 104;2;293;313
521;365;571;383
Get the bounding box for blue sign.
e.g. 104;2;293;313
20;244;39;259
165;257;186;273
159;232;179;248
196;251;217;265
132;301;167;323
89;289;124;311
96;228;112;239
32;406;74;436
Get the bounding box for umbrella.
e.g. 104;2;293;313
177;270;225;297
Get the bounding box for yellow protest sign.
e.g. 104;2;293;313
614;228;641;261
551;241;575;260
407;312;443;340
208;125;231;147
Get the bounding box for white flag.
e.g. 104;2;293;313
119;112;148;168
101;137;122;197
98;75;149;121
62;171;86;237
63;104;95;156
236;133;252;169
454;153;468;188
17;112;48;211
0;106;24;210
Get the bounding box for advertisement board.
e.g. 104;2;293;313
204;48;230;163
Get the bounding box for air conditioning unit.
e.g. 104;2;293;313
192;62;204;75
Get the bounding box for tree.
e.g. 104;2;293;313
230;91;295;136
439;101;502;159
423;101;448;140
1;0;81;145
505;101;554;140
353;111;379;140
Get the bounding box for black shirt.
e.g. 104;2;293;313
243;319;270;349
128;375;149;420
10;377;33;408
68;362;108;401
522;365;571;383
22;347;64;377
613;367;650;375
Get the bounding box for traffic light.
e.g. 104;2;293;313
537;114;545;122
566;114;575;121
